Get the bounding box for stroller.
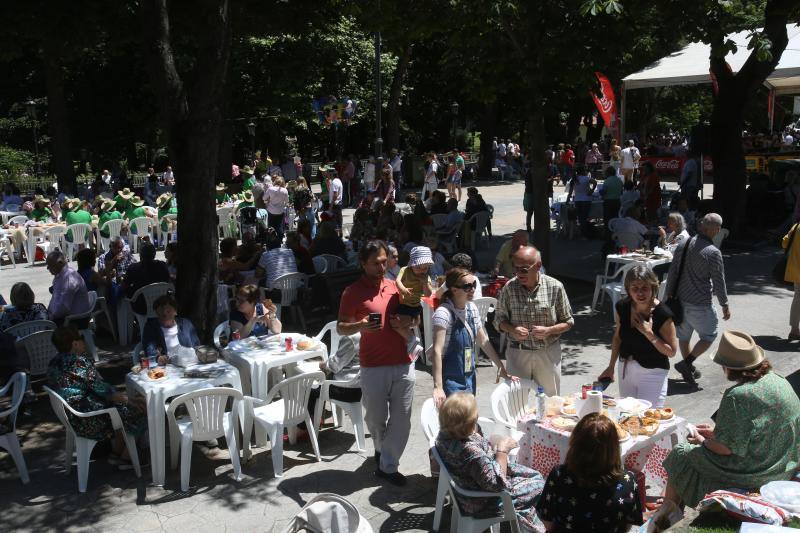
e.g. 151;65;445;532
281;493;373;533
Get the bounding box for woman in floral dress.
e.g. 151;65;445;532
47;326;147;468
435;393;545;532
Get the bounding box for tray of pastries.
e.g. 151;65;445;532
643;407;675;421
619;415;659;436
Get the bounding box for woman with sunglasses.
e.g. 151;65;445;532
431;268;512;408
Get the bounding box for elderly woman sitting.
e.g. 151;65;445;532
48;326;147;469
660;331;800;520
435;393;546;533
0;282;48;332
141;293;200;364
658;212;690;253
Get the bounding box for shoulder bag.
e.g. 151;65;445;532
772;223;798;289
664;236;695;325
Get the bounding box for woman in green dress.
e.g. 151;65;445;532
662;331;800;511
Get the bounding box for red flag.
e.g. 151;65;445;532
590;72;619;138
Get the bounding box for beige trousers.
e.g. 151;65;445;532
505;342;562;396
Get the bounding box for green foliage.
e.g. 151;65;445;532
0;145;33;174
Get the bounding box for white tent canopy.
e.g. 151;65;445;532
623;24;800;95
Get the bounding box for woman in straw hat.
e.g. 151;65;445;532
660;331;800;513
98;198;123;238
30;194;54;222
240;166;256;191
114;187;135;211
124;196;147;221
156;192;177;234
215;183;230;205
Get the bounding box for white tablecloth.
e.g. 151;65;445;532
224;332;326;446
125;361;243;486
516;414;688;495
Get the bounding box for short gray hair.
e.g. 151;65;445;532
47;250;66;264
667;212;686;234
699;213;722;229
111;235;125;246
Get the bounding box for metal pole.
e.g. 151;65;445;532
374;5;383;171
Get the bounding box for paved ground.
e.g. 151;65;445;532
0;178;796;532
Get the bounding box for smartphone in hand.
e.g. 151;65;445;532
368;312;382;328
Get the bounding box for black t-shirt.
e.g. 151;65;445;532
535;464;643;533
616;299;674;370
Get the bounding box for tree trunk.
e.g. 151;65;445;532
478;101;497;179
41;35;74;193
386;43;412;151
528;109;551;269
142;0;231;340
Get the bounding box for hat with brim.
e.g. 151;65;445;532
712;331;765;370
241;165;254;176
129;196;145;207
33;194;50;206
216;183;227;193
156;193;173;209
318;165;329;173
241;190;254;203
117;188;135;200
62;197;81;211
100;198;116;212
409;246;434;268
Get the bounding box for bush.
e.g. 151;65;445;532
0;145;34;175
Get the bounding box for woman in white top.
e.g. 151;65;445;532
385;244;401;280
658;212;690;253
264;176;289;241
363;155;376;192
422;151;439;201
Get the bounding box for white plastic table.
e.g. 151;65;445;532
125;361;243;486
516;413;688;495
606;251;672;269
224;333;326;446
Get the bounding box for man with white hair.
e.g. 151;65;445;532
620;139;641;183
664;213;730;384
46;250;91;326
494;246;574;395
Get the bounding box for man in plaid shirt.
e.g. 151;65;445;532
494;246;574;395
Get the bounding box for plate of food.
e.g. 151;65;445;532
602;396;617;407
146;367;167;381
614;422;630;442
551;416;578;432
619;415;659;437
296;338;318;351
560;405;577;417
616;397;652;414
644;407;675;421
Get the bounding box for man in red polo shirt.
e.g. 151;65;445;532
338;240;415;486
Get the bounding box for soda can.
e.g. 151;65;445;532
141;354;150;369
581;383;591;399
285;337;293;352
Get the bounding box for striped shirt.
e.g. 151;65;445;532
665;234;728;307
258;247;298;288
493;274;574;350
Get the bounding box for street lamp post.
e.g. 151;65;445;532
247;121;256;163
25;100;39;175
450;101;459;150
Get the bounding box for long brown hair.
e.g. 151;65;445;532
565;414;623;487
442;267;470;303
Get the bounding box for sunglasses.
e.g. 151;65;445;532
454;281;477;291
513;264;538;274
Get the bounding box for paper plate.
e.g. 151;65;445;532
617;397;652;414
760;481;800;513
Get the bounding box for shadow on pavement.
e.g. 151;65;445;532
751;334;799;354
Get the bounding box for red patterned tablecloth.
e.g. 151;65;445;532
516;414;688;495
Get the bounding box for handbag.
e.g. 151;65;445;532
664;236;695;325
772;223;798;288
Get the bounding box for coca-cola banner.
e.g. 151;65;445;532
590;72;619;138
640;156;714;177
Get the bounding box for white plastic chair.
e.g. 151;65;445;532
312;255;328;274
63;291;102;363
128;217;155;254
98;219;124;253
167;387;243;492
0;372;29;483
120;282;173;344
158;214;177;248
0;235;15;269
471;297;497;362
490;379;535;441
4;319;57;338
217;207;234;239
33;226;67;265
8;215;28;225
430;445;521;533
269;273;308;331
590;262;637;314
341;222;353;238
319;254;347;273
419;298;434;366
44;386;142;492
16;330;58;377
64;223;93;261
242;372;324;478
467;212;491;249
312;376;364;452
314;320;340;358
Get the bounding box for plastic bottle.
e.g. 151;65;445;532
535;386;547;421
